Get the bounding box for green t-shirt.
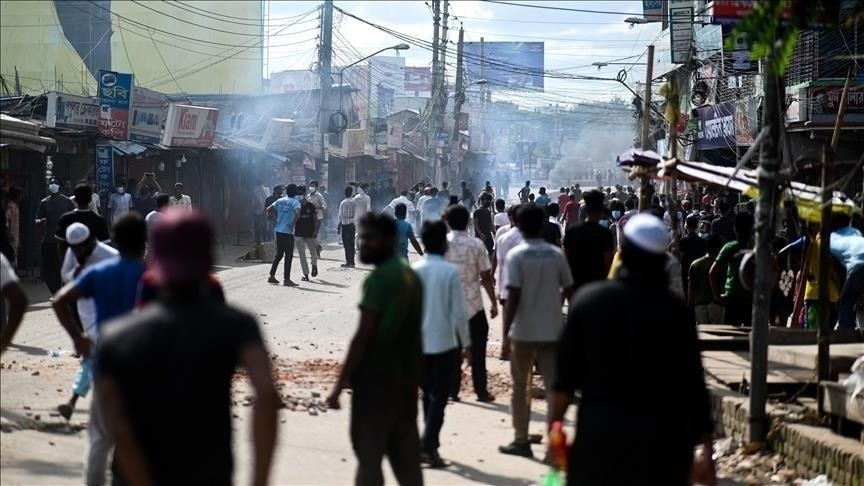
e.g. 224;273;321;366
715;240;752;298
353;256;423;386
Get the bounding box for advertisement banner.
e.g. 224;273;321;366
670;6;694;64
387;121;402;149
343;128;366;157
129;86;167;143
807;84;864;126
46;92;100;129
259;118;295;151
697;102;736;150
642;0;665;22
712;0;755;24
97;70;133;139
464;42;544;89
160;103;219;148
95;145;115;192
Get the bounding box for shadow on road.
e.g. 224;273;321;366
442;460;536;486
5;343;50;356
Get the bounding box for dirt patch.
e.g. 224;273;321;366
233;356;340;413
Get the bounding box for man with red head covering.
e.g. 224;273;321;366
95;210;278;485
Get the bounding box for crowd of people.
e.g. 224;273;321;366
0;171;861;485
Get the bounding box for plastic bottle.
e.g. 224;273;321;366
542;421;568;486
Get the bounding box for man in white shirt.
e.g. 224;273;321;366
353;183;371;250
444;205;498;403
411;220;470;469
108;184;132;225
493;198;509;233
145;194;171;233
56;223;119;482
169;182;193;211
385;191;416;216
307;181;327;256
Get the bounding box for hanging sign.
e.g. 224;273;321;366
95;144;115;192
97;70;133;139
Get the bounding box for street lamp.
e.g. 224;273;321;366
593;61;646;70
624;16;648;28
335;43;410;132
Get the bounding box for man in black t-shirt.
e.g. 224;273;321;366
679;215;707;299
294;185;319;280
473;194;495;256
56;184;111;248
263;185;283;242
562;190;614;293
96;210;277;486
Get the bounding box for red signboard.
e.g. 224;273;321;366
712;0;754;21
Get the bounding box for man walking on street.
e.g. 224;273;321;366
264;185;283;242
51;213;147;486
169;182;192;211
56;184;111;248
444;205;497;403
710;212;754;325
294;186;319;281
518;181;531;204
57;223;119;421
548;214;714;484
412;220;470;468
308;181;327;256
266;184;301;287
96;210;278;486
562;190;614;294
492;205;522;361
337;186;357;268
499;203;573;458
36;180;75;293
327;213;424;486
473;194;495;257
145;194;171;233
395;204;423;259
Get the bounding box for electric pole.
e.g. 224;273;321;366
435;0;450;184
428;0;441;182
451;26;465;180
639;45;655;211
749;47;782;445
318;0;333;160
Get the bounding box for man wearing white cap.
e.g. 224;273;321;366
549;213;714;484
56;222;118;484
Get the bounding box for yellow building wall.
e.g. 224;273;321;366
0;0;97;96
1;0;263;96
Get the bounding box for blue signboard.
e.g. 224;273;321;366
97;70;133;110
95;144;115;192
464;42;544;89
697;102;737;150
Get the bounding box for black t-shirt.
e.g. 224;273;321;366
473;207;493;239
55;210;110;243
264;195;279;220
542;221;562;247
563;222;614;291
679;233;707;278
295;200;317;238
96;300;264;485
132;195;156;216
555;276;710;482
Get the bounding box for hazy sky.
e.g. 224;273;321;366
265;1;663;105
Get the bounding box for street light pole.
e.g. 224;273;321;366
639;44;655;211
336;44;410;130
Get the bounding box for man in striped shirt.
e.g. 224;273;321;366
337;186;357;268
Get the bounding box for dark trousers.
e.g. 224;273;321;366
421;349;459;454
341;223;356;265
41;242;62;294
724;294;753;326
838;266;864;329
452;311;490;399
253;213;267;244
269;232;295;281
351;383;423;486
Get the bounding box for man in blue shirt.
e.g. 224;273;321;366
535;187;551;206
51;213;147;486
394;203;423;259
830;213;864;329
266;184;301;287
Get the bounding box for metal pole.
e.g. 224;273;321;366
452;27;465;179
749;52;782;445
817;67;853;413
639;45;655;211
428;0;441;182
318;0;333;159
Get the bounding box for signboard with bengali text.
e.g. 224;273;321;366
160;103;219;148
129;86;167;143
97;70;133;139
95;145;115;192
46;92;100;129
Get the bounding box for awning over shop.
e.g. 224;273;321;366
669;159;858;222
0;114;55;153
109;140;149;156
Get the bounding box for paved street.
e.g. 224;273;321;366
1;244;561;485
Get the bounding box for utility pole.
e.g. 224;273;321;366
436;0;450;185
428;0;441;182
451;26;465;180
479;37;487;153
817;67;853;414
318;0;333;160
639;45;655;211
749;48;782;445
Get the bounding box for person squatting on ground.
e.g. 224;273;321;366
327;213;424;486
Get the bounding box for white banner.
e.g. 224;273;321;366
129;86;167;143
161;103;219;148
46;92;100;129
